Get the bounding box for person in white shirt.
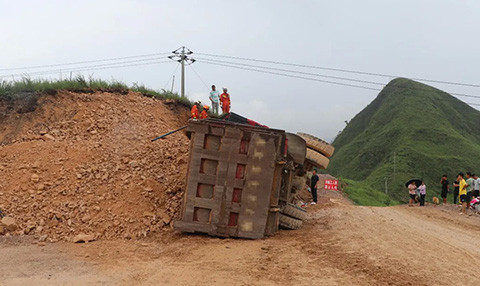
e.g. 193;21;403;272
209;85;220;115
473;174;480;198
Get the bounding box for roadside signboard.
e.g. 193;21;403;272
324;179;338;191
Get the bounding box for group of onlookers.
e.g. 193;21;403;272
408;172;480;214
408;180;427;206
408;173;480;214
445;172;480;214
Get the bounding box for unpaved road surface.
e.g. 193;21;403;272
2;190;480;286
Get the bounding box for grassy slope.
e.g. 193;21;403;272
0;77;192;106
330;78;480;204
340;178;396;206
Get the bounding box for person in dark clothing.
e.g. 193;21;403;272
310;169;319;204
453;179;460;204
440;174;449;204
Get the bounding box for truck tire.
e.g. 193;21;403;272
306;148;330;169
297;132;335;158
279;214;303;230
281;203;307;220
286;133;306;165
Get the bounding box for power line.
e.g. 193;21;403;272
0;52;171;72
197;59;480;107
197;57;386;86
187;62;209;89
198;59;380;91
60;60;172;74
0;58;172;79
196;52;480;89
196;58;480;100
0;60;173;80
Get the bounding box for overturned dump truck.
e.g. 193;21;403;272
174;113;334;239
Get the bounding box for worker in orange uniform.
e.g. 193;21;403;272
191;101;200;119
200;105;209;119
220;87;231;114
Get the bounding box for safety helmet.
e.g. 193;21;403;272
203;105;209;110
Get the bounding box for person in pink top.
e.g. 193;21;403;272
408;182;417;207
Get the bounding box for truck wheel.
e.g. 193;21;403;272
281;203;307;220
306;148;330;169
279;214;303;230
297;132;335;158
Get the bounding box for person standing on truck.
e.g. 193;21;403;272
220;87;231;114
200;105;209;119
191;101;200;119
310;169;319;205
440;175;449;204
209;85;220;115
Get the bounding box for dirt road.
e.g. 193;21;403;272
2;190;480;286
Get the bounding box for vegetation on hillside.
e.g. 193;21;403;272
329;78;480;204
0;77;193;106
340;178;399;206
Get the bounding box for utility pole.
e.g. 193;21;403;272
168;46;195;98
393;152;396;185
171;75;175;93
384;177;388;194
181;47;185;97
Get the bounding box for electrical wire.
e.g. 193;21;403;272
198;59;480;107
0;61;173;80
0;52;171;72
196;52;480;89
196;58;480;100
196;57;385;86
0;58;172;79
187;62;210;89
198;59;380;91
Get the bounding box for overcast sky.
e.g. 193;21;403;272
1;0;480;141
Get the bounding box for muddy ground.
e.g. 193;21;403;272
2;189;480;286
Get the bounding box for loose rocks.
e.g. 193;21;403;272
0;91;190;241
73;233;96;243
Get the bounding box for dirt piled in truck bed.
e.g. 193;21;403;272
0;90;190;242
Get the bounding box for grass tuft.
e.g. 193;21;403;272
0;76;193;106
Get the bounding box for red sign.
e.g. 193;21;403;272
324;180;338;191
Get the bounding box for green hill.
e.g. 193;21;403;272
329;78;480;205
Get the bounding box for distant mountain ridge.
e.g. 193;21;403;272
328;78;480;204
